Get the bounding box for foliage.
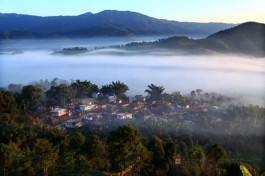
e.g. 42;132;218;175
145;84;165;101
71;80;98;98
107;124;149;172
45;84;75;106
32;138;59;175
110;81;129;98
100;81;129;99
0;81;264;175
20;85;43;112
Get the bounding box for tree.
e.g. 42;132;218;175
205;144;228;163
145;84;165;101
0;90;18;114
110;81;129;98
69;132;85;150
20;85;43;112
0;142;26;176
100;84;113;95
32;139;59;176
70;80;98;98
82;135;110;170
148;135;167;175
107;124;149;172
45;84;75;106
190;90;196;100
164;141;176;167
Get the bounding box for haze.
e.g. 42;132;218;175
0;38;264;106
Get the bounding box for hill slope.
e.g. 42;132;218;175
120;22;265;57
205;22;265;56
0;10;235;39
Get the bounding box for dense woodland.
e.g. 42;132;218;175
0;79;264;176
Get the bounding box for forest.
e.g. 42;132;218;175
0;79;264;176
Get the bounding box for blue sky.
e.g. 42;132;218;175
1;0;264;23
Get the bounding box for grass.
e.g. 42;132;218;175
240;165;252;176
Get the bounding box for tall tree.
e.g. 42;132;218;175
0;142;26;176
205;144;228;163
82;135;110;170
45;84;75;106
100;84;113;95
32;139;59;176
21;85;43;112
145;84;165;101
0;90;18;114
110;81;129;98
148;135;167;175
107;124;149;173
71;80;98;98
69;132;85;150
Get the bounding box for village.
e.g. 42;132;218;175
46;90;226;130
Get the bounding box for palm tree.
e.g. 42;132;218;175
110;81;129;98
71;80;98;98
145;84;165;101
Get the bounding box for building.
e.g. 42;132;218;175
50;108;67;117
117;113;133;120
80;104;95;112
107;92;116;103
92;92;102;99
82;113;102;121
64;119;82;128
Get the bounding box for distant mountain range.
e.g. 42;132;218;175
120;22;265;57
0;10;236;39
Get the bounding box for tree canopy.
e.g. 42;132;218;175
145;84;165;101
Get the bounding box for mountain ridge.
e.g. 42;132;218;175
112;22;265;57
0;10;236;39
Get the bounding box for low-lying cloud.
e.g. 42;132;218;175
0;39;264;106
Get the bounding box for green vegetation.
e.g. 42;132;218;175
240;165;252;176
145;84;165;101
0;80;264;176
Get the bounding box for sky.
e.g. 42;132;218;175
0;0;264;23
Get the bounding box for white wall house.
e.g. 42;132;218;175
50;108;67;117
117;113;133;120
80;104;95;112
92;92;102;99
107;92;116;103
82;113;102;121
64;119;82;128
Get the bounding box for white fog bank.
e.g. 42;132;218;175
0;50;264;106
0;37;264;106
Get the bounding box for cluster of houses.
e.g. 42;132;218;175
46;92;224;129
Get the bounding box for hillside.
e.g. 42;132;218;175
121;22;265;57
205;22;265;56
0;10;235;39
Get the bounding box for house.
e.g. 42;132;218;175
134;110;153;120
50;108;67;117
64;119;83;128
107;92;116;103
117;113;133;120
92;92;102;99
82;113;102;121
129;96;136;103
80;104;95;112
98;103;107;109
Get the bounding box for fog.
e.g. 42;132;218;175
0;38;264;106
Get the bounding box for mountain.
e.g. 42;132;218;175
120;22;265;57
0;10;236;39
205;22;265;56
